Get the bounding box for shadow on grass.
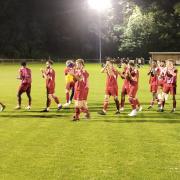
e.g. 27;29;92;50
0;114;64;119
95;119;180;124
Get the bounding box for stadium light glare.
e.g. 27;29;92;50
88;0;112;64
88;0;112;12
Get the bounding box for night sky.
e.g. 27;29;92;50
0;0;179;59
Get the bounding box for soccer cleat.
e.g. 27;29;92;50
115;110;120;115
63;103;70;108
72;116;80;121
57;104;63;111
157;109;164;112
128;109;137;117
120;107;124;111
147;105;152;109
25;106;31;110
85;113;91;119
0;104;6;112
170;109;175;113
98;110;106;115
138;106;143;112
14;106;21;110
41;108;49;112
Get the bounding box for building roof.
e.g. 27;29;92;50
149;52;180;55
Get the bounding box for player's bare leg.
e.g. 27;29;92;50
41;93;51;112
171;95;176;113
81;100;90;119
25;88;31;110
69;87;75;104
98;95;109;115
63;89;71;107
15;91;23;110
158;92;166;112
120;92;125;111
73;100;80;121
51;94;62;111
148;92;157;109
114;96;120;114
128;96;137;116
136;98;142;111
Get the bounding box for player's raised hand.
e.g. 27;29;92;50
40;68;44;72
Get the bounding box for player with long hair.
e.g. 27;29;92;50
71;59;90;121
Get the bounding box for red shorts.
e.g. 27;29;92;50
66;82;75;90
74;88;89;101
158;79;164;88
46;85;55;94
128;85;138;98
105;86;118;97
18;83;31;93
163;84;176;95
150;84;158;93
121;84;129;95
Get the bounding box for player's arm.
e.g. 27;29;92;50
40;68;51;80
120;70;126;79
129;70;138;82
68;71;82;81
40;68;46;79
73;74;82;81
101;61;109;73
147;68;152;75
17;69;22;80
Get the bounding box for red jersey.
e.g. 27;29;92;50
121;66;129;87
75;69;89;91
149;67;159;86
158;66;167;81
129;68;139;86
164;67;177;86
19;67;32;84
44;68;55;88
106;68;118;89
127;68;139;98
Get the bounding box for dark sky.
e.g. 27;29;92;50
1;0;179;58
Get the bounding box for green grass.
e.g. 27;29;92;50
0;63;180;180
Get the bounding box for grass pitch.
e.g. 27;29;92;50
0;63;180;180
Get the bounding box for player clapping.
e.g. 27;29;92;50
147;60;159;109
98;59;120;115
41;60;62;112
158;60;177;112
126;61;142;116
71;59;90;121
15;61;32;110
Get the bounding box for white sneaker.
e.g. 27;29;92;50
138;106;143;112
120;107;124;111
68;100;72;104
25;106;31;110
15;106;21;110
63;103;70;108
128;109;137;117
